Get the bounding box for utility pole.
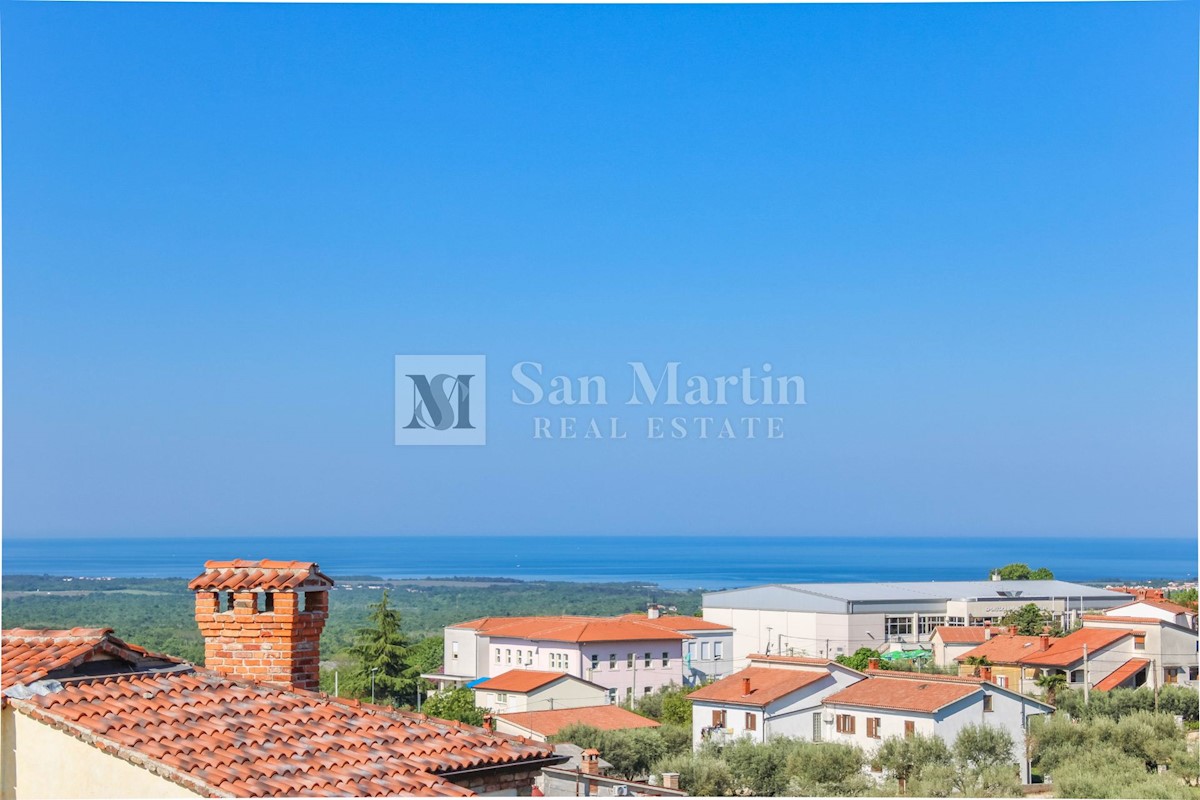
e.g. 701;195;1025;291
1082;644;1089;706
1152;658;1160;712
765;627;773;656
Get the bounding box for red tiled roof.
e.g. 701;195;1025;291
863;669;989;685
688;667;831;708
1110;598;1194;616
955;634;1044;665
496;706;660;738
10;669;556;797
452;616;690;643
188;560;334;592
746;653;839;667
933;626;989;644
1019;628;1135;668
1;628;174;690
474;671;575;693
824;675;980;713
617;614;733;632
1094;658;1151;692
1084;615;1166;625
957;627;1135;668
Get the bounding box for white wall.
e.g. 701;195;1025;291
2;708;199;800
443;627;482;679
475;678;607;714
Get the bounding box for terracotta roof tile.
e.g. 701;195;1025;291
1;628;177;690
496;706;660;738
616;615;733;632
824;675;980;713
1111;598;1194;616
1094;658;1151;692
688;667;831;707
746;653;839;667
452;616;690;643
474;671;576;693
933;626;990;644
9;669;556;797
188;560;334;592
1084;615;1167;625
1018;628;1135;668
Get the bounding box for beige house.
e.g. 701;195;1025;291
473;670;608;714
1;560;564;799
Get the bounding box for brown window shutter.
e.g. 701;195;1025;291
904;720;915;737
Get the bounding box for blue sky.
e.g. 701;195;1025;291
3;2;1196;540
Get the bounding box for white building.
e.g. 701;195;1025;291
702;580;1131;666
472;670;608;714
427;612;734;702
1102;597;1197;630
822;671;1053;782
687;654;863;747
930;625;990;668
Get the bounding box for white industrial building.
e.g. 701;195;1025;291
702;580;1131;666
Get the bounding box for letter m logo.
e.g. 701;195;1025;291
394;356;486;445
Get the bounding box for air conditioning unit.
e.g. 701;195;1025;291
615;786;632;797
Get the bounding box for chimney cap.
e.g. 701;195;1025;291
189;560;334;592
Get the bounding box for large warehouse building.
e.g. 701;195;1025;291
702;580;1131;667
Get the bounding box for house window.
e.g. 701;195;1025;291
983;694;994;713
506;649;512;665
495;649;501;664
610;653;617;669
644;687;652;696
526;650;533;665
712;709;726;727
947;616;967;626
1134;635;1146;650
745;713;757;731
608;688;617;704
918;616;947;635
904;721;915;738
662;652;670;667
591;654;600;670
643;652;651;668
496;693;508;705
1070;669;1084;683
714;642;724;660
627;653;634;668
452;642;459;660
866;717;882;739
996;675;1009;689
835;714;855;734
626;687;633;702
702;642;711;660
885;617;913;638
687;641;696;660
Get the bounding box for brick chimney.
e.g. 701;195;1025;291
662;773;680;791
868;657;880;671
483;713;494;732
647;603;662;620
983;623;993;640
1040;626;1051;651
742;676;752;696
580;749;601;776
190;559;333;691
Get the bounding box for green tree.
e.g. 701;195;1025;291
550;724;690;781
872;733;952;793
837;647;885;671
786;741;870;796
421;687;485;726
1034;672;1067;706
653;748;736;796
344;590;418;705
989;564;1055;581
952;723;1015;773
634;683;698;727
723;738;797;796
999;603;1057;636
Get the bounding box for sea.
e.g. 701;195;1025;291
2;534;1195;589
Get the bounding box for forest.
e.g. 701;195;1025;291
0;573;703;668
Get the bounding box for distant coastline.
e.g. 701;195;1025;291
3;534;1194;590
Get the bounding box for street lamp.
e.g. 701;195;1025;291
370;668;379;704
